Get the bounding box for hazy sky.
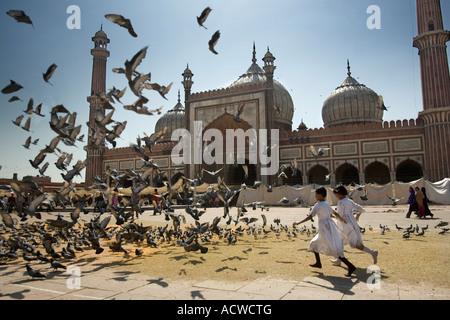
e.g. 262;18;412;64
0;0;449;183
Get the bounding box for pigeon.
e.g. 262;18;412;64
201;168;224;178
8;96;22;102
6;10;34;27
2;80;23;94
23;99;34;114
240;217;258;225
22;136;32;149
50;259;66;271
208;30;221;54
43;63;57;85
197;7;212;29
377;95;388;111
26;264;46;279
434;221;448;228
29;151;46;169
234;103;247;122
39;162;49;176
278;197;289;204
242;164;248;180
145;82;173;100
105;14;137;37
34;103;45;117
278;171;287;179
135;249;143;257
21;117;31;132
395;224;403;230
124;46;148;81
387;195;401;206
1;211;15;228
261;214;267;227
309;145;329;159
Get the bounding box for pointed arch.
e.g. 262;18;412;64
396;159;423;182
308;164;330;186
335;163;359;186
365;161;390;184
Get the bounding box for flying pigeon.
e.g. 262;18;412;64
43;63;57;85
208;30;220;54
2;80;23;94
105;14;137;37
6;10;34;27
197;7;212;29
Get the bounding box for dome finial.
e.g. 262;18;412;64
177;89;181;103
252;41;257;64
347;59;351;77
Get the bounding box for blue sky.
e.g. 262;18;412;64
0;0;449;183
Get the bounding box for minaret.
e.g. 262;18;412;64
84;28;110;187
182;64;194;178
414;0;450;180
262;47;276;185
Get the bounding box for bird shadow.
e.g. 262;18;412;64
221;256;247;262
191;290;205;300
183;259;203;266
215;266;238;273
0;289;30;300
147;277;169;288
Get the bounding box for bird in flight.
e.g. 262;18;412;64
197;7;212;29
43;63;57;86
377;95;388;111
2;80;23;94
309;145;329;159
6;10;34;28
234;103;247;122
209;30;221;55
105;14;138;37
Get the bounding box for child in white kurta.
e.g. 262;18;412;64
293;187;356;277
332;185;378;265
308;201;345;259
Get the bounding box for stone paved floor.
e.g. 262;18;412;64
1;204;449;300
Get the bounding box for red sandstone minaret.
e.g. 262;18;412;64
414;0;450;181
84;27;110;187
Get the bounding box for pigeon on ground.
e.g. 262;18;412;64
26;264;46;279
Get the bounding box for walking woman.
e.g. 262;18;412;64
332;185;378;265
405;187;417;218
415;187;425;218
293;187;356;277
421;187;433;218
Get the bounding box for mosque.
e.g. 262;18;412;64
84;0;450;189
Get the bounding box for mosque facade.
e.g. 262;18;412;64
86;0;450;188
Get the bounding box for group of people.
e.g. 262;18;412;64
406;186;433;218
293;186;378;278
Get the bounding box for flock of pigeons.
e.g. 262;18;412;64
1;8;446;283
